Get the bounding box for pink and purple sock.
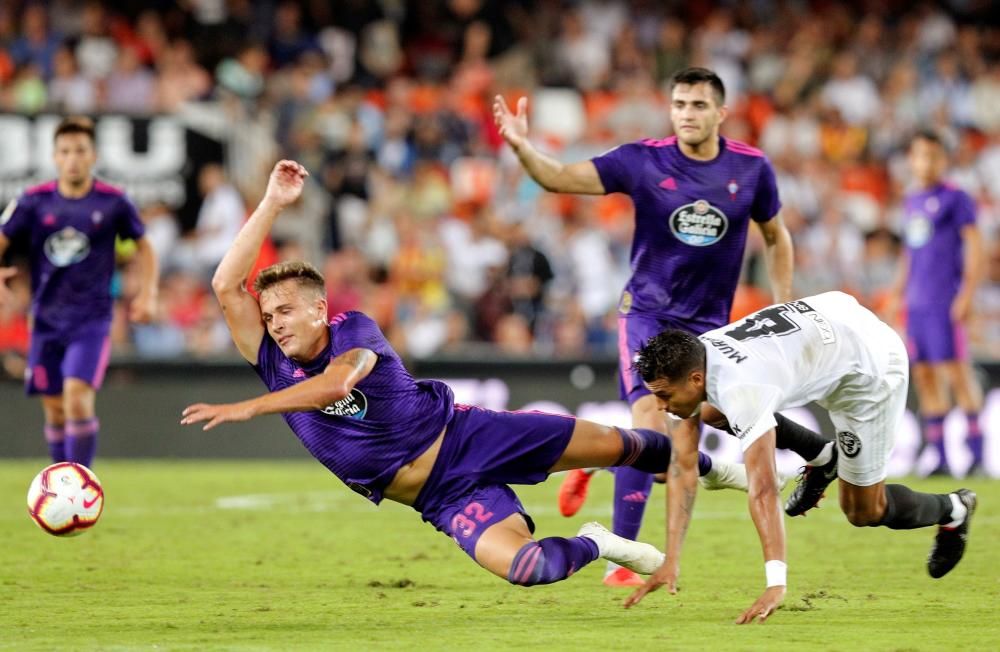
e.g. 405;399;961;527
66;417;99;468
44;423;66;463
507;537;600;586
966;412;983;464
612;466;654;540
923;415;946;465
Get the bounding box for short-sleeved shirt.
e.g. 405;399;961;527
701;292;890;452
591;136;781;333
0;180;145;333
253;311;454;505
902;182;977;310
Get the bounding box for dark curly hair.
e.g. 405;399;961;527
633;329;706;384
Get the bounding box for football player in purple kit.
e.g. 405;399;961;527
180;159;706;587
0;117;158;468
493;67;795;588
889;130;985;476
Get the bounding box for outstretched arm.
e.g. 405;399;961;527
756;215;794;304
492;95;606;195
212;160;308;363
736;429;787;624
181;347;377;430
624;416;699;607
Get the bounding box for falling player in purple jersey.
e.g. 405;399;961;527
0;117;159;468
493;67;795;588
179;160;714;587
889;130;985;476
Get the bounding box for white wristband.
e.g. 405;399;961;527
765;560;787;587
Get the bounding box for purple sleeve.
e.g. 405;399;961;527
953;191;977;228
0;194;34;241
115;195;146;240
334;311;392;356
590;142;642;195
750;158;782;223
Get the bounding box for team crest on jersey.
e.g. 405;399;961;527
321;388;368;419
727;179;739;198
91;211;104;225
904;215;933;248
924;196;940;213
619;290;633;314
668;199;729;246
43;227;91;267
0;199;15;226
837;431;862;458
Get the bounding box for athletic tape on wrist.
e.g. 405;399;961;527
765;560;787;587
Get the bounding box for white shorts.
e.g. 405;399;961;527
823;322;909;486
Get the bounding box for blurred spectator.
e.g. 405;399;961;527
173;165;246;280
9;4;60;79
0;1;996;362
104;47;156;113
503;221;553;333
48;45;97;113
75;1;118;80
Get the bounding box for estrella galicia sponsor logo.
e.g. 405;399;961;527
321;388;368;419
668;199;729;246
43;226;91;267
837;431;862;458
904;215;932;248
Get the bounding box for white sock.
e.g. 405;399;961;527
604;561;622;576
807;442;835;467
945;493;968;529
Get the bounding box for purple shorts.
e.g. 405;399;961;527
413;405;576;560
618;314;707;404
26;325;111;396
906;307;967;363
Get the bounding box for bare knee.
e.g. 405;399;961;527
842;506;883;527
840;491;886;527
42;398;66;425
63;381;96;420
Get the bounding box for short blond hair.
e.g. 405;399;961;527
253;261;325;297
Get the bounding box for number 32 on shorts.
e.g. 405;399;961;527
450;502;495;538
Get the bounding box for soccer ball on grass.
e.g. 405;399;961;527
26;462;104;536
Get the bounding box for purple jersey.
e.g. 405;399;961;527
902;182;976;310
591;136;781;332
0;180;145;333
253;310;454;505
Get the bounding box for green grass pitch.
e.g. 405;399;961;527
2;459;998;651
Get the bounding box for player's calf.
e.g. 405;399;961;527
506;536;600;586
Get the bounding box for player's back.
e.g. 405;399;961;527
703;292;894;411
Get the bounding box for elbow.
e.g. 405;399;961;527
314;382;351;411
211;273;242;297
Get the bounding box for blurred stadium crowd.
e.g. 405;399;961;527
0;0;998;371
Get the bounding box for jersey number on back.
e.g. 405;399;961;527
725;305;801;341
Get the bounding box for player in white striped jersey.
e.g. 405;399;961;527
624;291;977;623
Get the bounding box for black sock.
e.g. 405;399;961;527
773;413;829;461
876;484;953;530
